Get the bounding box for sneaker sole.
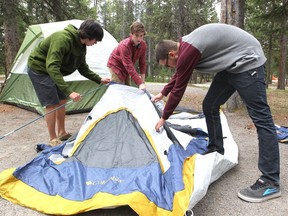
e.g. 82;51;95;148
237;191;281;203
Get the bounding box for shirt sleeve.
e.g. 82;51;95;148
162;42;202;120
161;74;177;96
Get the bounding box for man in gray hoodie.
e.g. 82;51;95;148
152;23;280;203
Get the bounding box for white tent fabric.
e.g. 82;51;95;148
47;84;239;209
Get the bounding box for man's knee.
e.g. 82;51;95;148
202;99;220;115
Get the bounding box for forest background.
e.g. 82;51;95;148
0;0;287;89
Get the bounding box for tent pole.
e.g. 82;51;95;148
144;90;181;147
0;84;108;140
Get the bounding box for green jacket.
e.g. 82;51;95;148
28;24;102;96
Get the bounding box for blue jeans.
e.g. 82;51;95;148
202;65;280;183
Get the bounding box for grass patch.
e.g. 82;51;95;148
267;88;288;126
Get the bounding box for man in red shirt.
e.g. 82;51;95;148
107;21;147;90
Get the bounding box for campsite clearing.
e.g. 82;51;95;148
0;83;287;216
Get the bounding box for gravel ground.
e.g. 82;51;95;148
0;82;287;216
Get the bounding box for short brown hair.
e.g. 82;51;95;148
155;40;178;63
130;21;146;35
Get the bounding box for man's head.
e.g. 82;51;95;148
130;21;146;46
155;40;178;68
79;19;103;46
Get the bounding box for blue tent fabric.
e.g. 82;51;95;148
275;125;288;143
12;130;207;211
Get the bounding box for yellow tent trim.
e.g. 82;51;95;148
0;155;196;215
173;154;196;214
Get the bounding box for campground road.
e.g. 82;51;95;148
0;82;287;216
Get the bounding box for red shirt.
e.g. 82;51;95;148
107;37;147;86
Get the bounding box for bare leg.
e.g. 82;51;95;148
56;99;68;137
45;104;59;141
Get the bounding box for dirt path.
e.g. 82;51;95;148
0;83;287;216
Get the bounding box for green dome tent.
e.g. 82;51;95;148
0;19;118;114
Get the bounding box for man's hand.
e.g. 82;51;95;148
155;118;166;132
69;92;81;102
139;83;146;90
101;77;111;84
151;93;163;103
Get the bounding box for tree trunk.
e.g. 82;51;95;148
277;0;287;90
50;0;65;21
266;24;274;88
177;0;185;37
220;0;227;23
146;0;153;79
2;0;20;77
220;0;245;112
225;91;245;112
277;34;287;90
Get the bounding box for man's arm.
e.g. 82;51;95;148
162;43;201;120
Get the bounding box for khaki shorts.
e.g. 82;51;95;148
109;68;131;86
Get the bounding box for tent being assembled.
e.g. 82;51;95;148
0;20;117;114
0;84;238;215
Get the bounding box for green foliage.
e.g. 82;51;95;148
1;0;96;75
19;0;93;24
98;0;145;41
2;0;286;82
146;65;174;82
245;0;288;80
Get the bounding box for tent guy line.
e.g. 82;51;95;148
0;84;108;140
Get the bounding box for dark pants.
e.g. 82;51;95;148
203;65;280;183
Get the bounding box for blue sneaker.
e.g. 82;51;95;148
238;178;281;203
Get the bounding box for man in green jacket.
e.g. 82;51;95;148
28;19;110;146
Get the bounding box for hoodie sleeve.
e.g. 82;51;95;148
77;59;102;84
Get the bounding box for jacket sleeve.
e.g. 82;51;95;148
77;59;102;84
162;43;201;120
